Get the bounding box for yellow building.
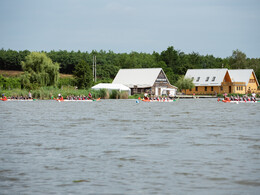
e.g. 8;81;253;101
229;69;259;94
183;69;259;95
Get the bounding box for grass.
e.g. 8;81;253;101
0;87;131;100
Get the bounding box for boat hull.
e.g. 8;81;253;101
1;99;34;101
142;99;176;103
222;100;258;103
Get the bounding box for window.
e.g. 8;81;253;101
196;77;200;82
191;77;194;81
237;87;239;90
195;87;198;91
212;76;216;81
211;87;214;91
205;77;209;82
241;86;243;90
189;89;192;91
249;79;254;83
221;86;223;91
205;87;207;91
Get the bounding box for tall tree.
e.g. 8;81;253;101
73;60;93;89
229;49;247;69
21;52;59;89
160;46;180;70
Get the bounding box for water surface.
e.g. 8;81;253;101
0;99;260;194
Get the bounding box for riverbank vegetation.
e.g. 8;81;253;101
1;46;260;98
0;86;130;100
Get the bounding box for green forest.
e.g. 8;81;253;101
1;47;260;85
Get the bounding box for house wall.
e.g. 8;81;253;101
182;84;235;95
246;73;258;93
153;83;174;96
131;87;150;95
183;86;220;95
232;82;246;94
232;86;246;94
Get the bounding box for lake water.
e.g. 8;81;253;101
0;99;260;194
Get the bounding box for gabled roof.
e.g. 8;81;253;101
112;68;164;88
228;69;259;86
185;69;228;86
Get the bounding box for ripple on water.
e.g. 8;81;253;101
235;180;260;187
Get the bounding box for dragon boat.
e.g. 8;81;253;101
55;98;100;102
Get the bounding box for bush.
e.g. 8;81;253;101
0;75;21;90
129;94;143;99
110;90;120;99
92;89;109;99
119;91;129;99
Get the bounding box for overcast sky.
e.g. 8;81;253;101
0;0;259;58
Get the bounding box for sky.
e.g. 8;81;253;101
0;0;259;58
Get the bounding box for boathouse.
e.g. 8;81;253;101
183;69;259;95
112;68;177;96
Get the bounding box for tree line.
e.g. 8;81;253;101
0;47;260;85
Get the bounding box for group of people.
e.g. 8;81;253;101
1;91;32;101
223;92;257;102
143;93;172;101
57;92;93;100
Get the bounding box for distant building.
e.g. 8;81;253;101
112;68;177;96
228;69;259;94
183;68;259;95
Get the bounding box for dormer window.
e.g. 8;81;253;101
196;77;200;82
205;77;209;82
212;76;216;81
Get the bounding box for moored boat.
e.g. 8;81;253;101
142;99;176;102
56;98;101;102
221;99;259;103
1;99;34;101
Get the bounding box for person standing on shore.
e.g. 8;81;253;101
28;91;32;99
252;92;256;101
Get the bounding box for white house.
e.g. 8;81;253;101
112;68;177;96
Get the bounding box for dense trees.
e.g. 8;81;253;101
229;49;247;69
0;47;260;86
20;52;59;89
73;60;93;89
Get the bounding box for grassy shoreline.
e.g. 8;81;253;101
0;87;133;100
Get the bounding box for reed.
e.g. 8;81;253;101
1;87;132;99
119;91;129;99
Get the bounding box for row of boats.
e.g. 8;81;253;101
2;98;259;103
1;94;259;103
